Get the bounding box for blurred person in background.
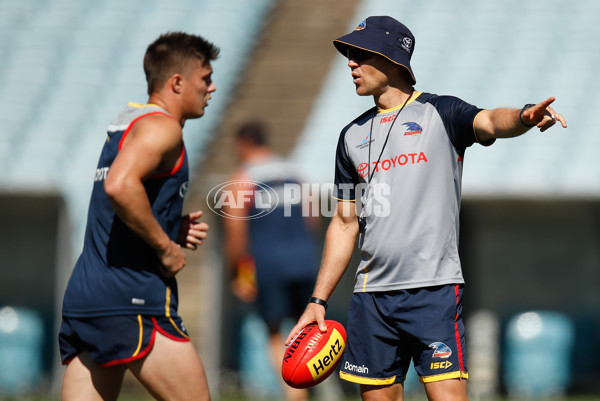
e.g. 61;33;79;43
59;32;218;401
223;121;320;401
286;15;567;401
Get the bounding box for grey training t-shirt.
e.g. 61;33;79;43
333;91;491;293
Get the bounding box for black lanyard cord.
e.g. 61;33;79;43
366;91;413;183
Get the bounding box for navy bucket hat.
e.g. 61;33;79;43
334;16;416;84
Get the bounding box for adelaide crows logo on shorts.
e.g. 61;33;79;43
429;342;452;358
403;122;422;136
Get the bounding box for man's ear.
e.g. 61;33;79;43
170;74;184;94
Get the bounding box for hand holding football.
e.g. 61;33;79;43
281;320;346;388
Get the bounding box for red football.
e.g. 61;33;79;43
281;320;347;388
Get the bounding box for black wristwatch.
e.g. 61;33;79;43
519;103;537;127
308;296;328;310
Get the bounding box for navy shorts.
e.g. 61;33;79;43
340;284;468;385
58;314;190;366
256;276;314;333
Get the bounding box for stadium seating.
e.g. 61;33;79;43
0;0;276;244
0;306;44;395
504;311;575;397
4;0;596;250
291;0;600;197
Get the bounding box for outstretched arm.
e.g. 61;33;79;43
285;200;359;344
474;97;567;142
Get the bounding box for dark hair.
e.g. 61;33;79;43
143;31;220;95
236;121;268;146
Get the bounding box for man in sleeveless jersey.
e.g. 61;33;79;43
223;121;319;401
59;32;218;401
286;16;567;401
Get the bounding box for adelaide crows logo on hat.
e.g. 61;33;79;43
402;37;413;52
429;342;452;358
355;20;366;30
403;122;422;136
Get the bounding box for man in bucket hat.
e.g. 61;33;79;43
286;16;566;401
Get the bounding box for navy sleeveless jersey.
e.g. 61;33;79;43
243;157;318;282
62;103;189;318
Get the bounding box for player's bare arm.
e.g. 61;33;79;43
104;114;187;277
474;96;567;142
285;200;359;344
220;170;259;302
222;169;251;266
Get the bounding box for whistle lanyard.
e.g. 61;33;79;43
366;92;413;184
360;91;413;231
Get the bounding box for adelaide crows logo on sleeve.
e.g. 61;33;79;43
355;20;366;30
403;122;422;136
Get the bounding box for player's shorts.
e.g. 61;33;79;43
339;284;468;385
58;314;190;366
256;274;314;334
